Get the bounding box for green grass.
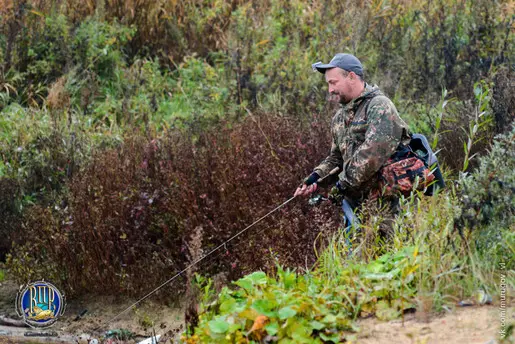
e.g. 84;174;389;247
184;172;515;343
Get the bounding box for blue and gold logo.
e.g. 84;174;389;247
16;281;66;328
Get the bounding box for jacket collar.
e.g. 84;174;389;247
341;83;382;112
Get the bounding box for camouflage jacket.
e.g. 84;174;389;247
314;84;410;199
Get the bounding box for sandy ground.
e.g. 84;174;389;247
0;279;184;343
357;305;514;344
1;278;513;343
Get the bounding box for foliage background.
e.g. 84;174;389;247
0;0;513;311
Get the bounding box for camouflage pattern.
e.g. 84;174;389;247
313;84;410;200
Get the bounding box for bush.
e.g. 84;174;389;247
0;101;124;261
185;249;420;343
459;125;515;229
2;0;513;114
71;18;134;80
0;177;21;261
459;124;515;270
7;113;343;296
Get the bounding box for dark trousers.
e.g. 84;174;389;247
342;196;400;239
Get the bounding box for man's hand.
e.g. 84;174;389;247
294;183;318;197
295;172;320;197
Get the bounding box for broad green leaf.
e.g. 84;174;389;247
289;322;311;343
265;321;279;335
248;271;267;285
228;323;241;332
234;278;252;291
322;313;336;324
219;297;236;313
208;319;229;334
319;331;340;343
309;320;325;330
278;306;297;320
239;308;259;320
252;299;277;317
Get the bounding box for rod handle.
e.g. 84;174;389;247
316;166;341;183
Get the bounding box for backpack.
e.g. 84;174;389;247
357;91;445;197
378;134;445;197
409;134;446;195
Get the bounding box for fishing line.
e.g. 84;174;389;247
92;166;340;333
92;195;297;332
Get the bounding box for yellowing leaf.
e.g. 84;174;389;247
238;308;259;320
106;37;117;46
405;264;419;276
30;10;44;17
256;39;270;46
120;233;127;239
248;315;268;333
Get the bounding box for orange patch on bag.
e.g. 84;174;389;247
379;154;435;196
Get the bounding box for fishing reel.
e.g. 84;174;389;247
308;194;328;206
308;184;345;206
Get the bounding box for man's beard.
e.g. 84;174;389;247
328;92;349;104
328;93;341;103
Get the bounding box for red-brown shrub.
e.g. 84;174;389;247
9;113;342;296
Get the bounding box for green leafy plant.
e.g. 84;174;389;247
185;247;420;343
462;80;494;172
459;124;515;270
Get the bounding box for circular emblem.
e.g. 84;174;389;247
15;281;66;328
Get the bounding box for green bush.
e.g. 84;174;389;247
72;18;134;80
459;124;515;270
3;0;512;115
186;248;419;343
26;14;71;84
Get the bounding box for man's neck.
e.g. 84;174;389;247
341;83;367;105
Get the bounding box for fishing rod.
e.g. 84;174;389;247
93;166;340;332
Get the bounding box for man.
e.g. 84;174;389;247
295;53;411;230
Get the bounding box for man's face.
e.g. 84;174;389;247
325;68;354;104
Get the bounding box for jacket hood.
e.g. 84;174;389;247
343;84;383;111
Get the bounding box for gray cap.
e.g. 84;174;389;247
312;53;364;76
